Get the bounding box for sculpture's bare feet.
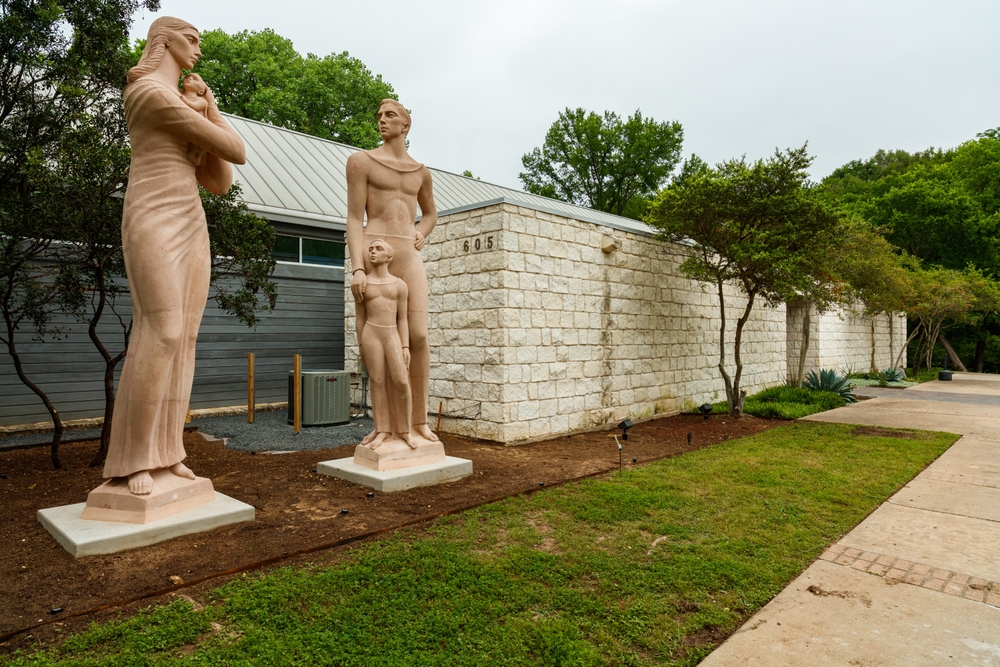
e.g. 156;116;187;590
370;432;390;449
413;424;439;442
400;433;418;449
128;470;154;495
361;428;377;445
169;462;196;480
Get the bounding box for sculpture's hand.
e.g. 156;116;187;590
351;270;367;303
203;84;219;111
414;230;426;251
403;347;411;370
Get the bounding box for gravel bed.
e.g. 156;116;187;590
0;427;104;450
194;409;373;452
1;410;372;453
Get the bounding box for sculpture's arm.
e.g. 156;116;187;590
396;281;410;368
414;166;437;250
396;281;410;350
346;152;369;303
147;87;246;165
193;88;246;195
355;297;367;365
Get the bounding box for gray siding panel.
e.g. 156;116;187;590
0;262;345;426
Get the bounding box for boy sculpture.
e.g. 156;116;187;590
359;239;415;450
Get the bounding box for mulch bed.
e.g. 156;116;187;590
0;413;779;652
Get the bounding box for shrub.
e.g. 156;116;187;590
804;369;857;404
708;386;847;419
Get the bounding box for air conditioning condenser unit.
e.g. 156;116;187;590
288;370;351;426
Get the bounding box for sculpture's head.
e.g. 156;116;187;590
368;238;393;266
377;99;410;140
181;73;207;97
127;17;200;85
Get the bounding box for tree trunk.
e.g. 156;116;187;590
730;288;756;418
889;313;895;369
895;321;919;372
938;334;968;372
716;278;735;414
870;317;877;373
795;302;811;388
975;338;985;373
3;323;63;469
85;266;129;467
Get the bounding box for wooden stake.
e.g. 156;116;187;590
437;401;443;433
185;408;192;424
248;353;255;424
293;353;302;433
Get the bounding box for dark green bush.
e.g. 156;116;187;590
708;386;846;419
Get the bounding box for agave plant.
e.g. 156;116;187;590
804;369;857;404
880;367;905;383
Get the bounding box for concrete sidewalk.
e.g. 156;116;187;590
700;373;1000;666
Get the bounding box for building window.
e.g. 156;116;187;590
272;235;345;266
302;237;345;266
272;235;300;263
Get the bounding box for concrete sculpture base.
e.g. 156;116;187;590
38;494;254;557
353;438;447;472
82;470;215;524
317;455;472;493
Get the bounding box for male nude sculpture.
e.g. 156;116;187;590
359;239;416;450
346;99;439;444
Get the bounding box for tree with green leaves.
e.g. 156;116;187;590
822;131;1000;372
647;146;846;416
0;0;159;468
192;28;397;150
896;262;1000;375
520;108;683;219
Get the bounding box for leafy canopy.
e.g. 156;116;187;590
520;108;683;219
649;146;844;307
822;135;1000;277
193;28;397;150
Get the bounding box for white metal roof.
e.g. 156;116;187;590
227;114;656;237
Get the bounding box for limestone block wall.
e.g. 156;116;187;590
786;301;908;378
347;203;788;443
816;308;907;373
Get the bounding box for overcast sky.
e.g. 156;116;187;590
132;0;999;190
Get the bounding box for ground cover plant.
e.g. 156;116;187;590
6;422;956;667
711;385;847;419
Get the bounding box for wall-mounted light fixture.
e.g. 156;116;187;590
601;235;620;253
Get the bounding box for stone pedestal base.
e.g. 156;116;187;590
317;455;473;493
37;494;255;557
353;438;447;471
82;470;215;524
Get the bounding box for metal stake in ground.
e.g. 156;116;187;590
615;435;623;472
293;354;302;434
248;353;255;424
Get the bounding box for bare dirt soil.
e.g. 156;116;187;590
0;413;780;651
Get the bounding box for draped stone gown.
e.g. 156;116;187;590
103;78;243;479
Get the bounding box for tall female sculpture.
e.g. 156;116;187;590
103;17;246;496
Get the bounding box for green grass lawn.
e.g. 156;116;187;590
8;422;958;667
